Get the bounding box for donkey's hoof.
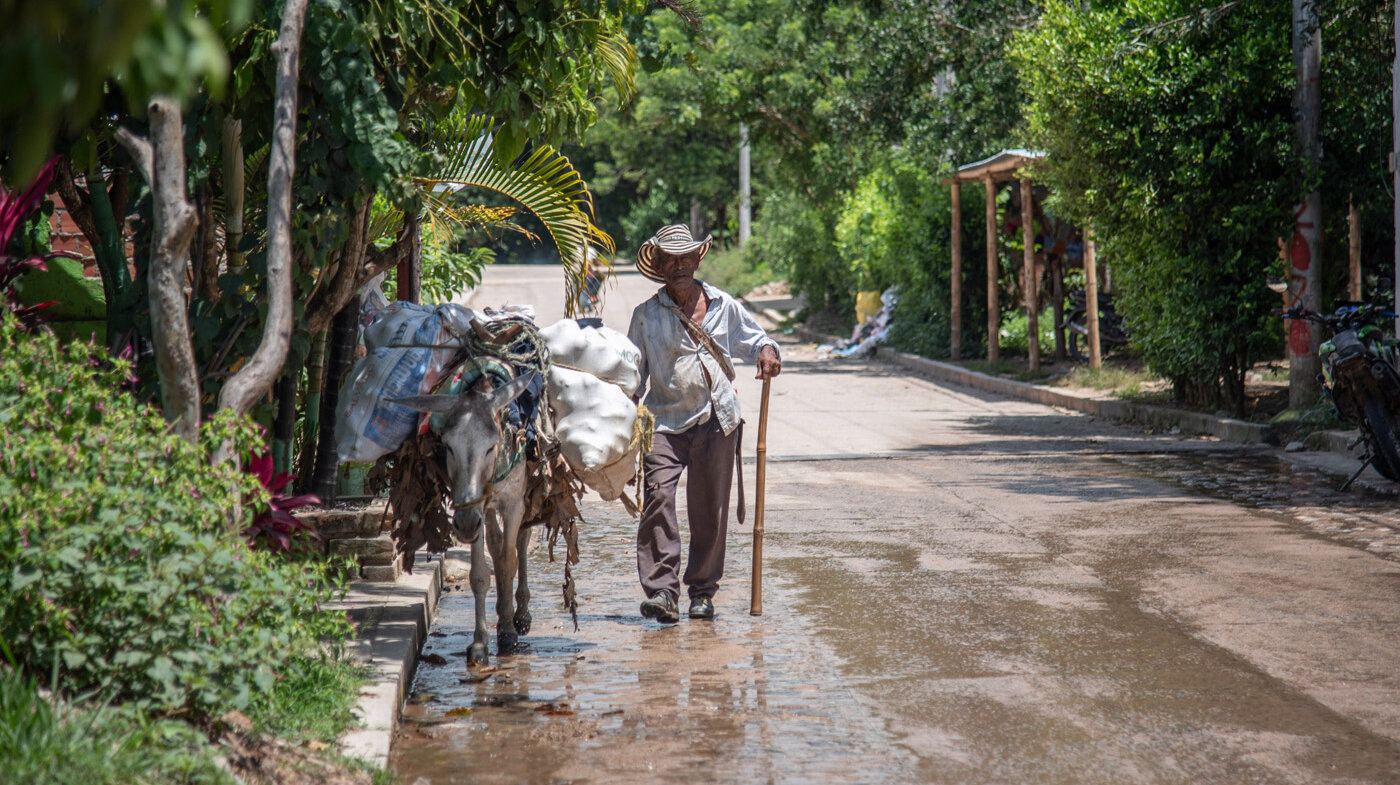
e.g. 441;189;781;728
497;632;519;655
468;643;490;667
513;609;532;636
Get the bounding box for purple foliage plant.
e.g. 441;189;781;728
1;157;75;328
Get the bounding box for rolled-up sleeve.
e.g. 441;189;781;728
727;302;779;364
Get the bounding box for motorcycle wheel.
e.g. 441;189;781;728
1361;396;1400;482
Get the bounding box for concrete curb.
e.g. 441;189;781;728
333;548;470;769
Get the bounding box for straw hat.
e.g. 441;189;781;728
635;224;713;283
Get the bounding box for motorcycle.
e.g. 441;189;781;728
1061;288;1129;361
1280;301;1400;488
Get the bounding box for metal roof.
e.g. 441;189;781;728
944;149;1044;184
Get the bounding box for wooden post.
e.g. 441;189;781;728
1084;232;1102;370
1020;178;1040;371
950;184;963;360
397;222;422;303
1350;193;1362;301
1051;257;1066;361
985;176;999;362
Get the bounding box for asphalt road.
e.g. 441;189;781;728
392;264;1400;784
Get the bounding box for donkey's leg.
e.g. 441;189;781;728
513;525;533;636
485;507;519;654
468;525;491;666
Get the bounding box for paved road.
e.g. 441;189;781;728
392;265;1400;784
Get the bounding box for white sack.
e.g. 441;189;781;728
542;319;642;396
548;366;639;501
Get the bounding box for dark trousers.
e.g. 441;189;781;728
637;414;738;601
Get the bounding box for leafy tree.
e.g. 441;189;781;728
2;0;652;468
1014;0;1302;413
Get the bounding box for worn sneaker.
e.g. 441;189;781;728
640;591;679;623
687;594;715;620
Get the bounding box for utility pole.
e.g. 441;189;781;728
1289;0;1322;408
739;122;751;245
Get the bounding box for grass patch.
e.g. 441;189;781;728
1055;365;1153;394
1014;368;1055;383
963;360;1019;376
246;657;368;744
0;668;231;785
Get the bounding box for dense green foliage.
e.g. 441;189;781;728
576;0;1395;409
1015;0;1303;411
833;150;988;358
0;0;252;182
578;0;1028;344
0;668;232;785
0;315;352;718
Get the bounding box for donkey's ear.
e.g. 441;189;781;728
489;371;539;414
390;394;459;414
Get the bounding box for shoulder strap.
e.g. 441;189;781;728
663;301;736;382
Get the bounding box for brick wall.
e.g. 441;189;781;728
48;189;135;278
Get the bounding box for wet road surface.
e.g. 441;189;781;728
390;267;1400;783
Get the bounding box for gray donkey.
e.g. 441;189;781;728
396;370;541;665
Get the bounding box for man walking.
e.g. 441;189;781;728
627;224;782;623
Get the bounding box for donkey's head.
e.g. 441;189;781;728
394;371;538;536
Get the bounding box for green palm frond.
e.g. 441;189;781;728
416;114;615;316
596;32;637;106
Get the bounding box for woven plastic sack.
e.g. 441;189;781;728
336;302;480;463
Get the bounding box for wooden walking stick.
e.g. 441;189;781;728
750;376;771;616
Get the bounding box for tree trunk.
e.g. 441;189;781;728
297;330;328;492
273;371;298;475
312;297;360;502
1289;0;1322;407
196;184;220;301
115;98;201;444
222;116;246;276
216;0;310;430
304;202;417;335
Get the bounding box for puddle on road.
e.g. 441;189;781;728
390;503;916;785
764;450;1400;784
391;449;1400;784
781;534;1400;785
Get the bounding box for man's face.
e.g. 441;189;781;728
658;251;701;286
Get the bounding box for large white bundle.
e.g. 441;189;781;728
549;367;640;501
542;319;642;396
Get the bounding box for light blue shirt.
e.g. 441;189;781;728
627;281;779;435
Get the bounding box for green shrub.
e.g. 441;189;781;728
700;246;778;299
0;668;231;785
830;149;988;359
1015;0;1299;414
0;314;353;719
996;308;1055;357
751;186;845;312
886;287;954;360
